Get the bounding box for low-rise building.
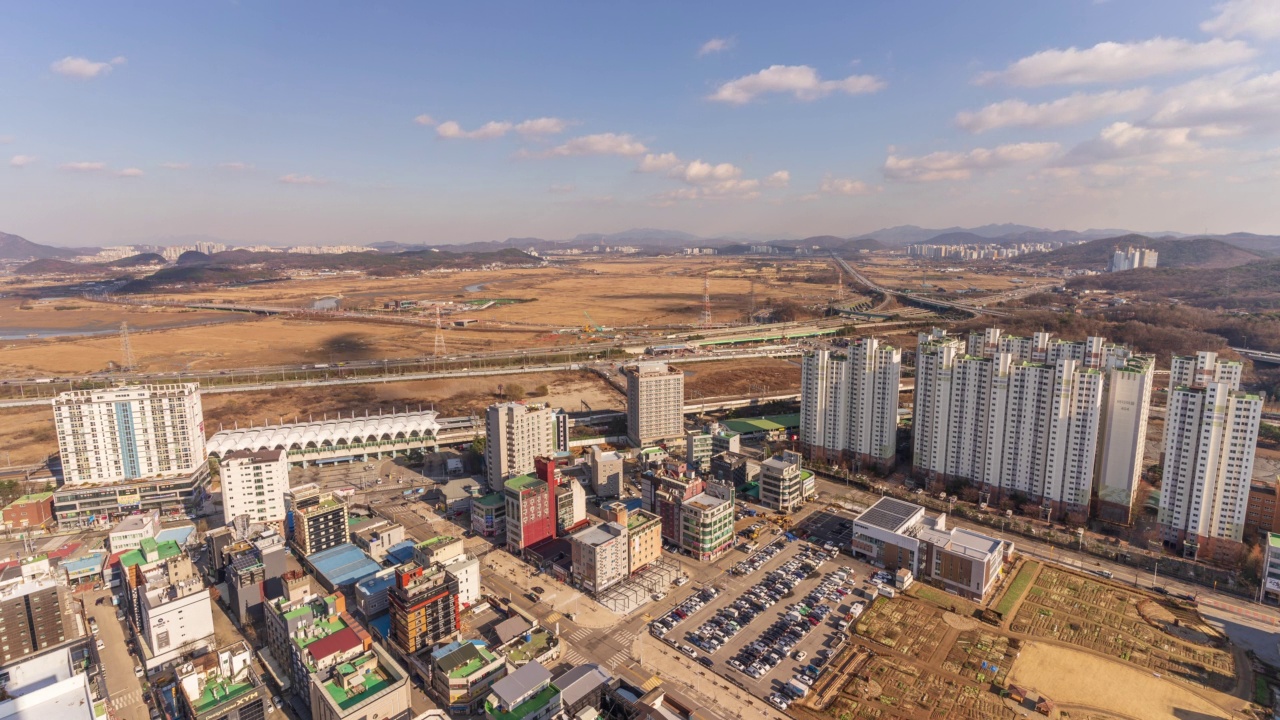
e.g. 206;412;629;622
1;492;55;531
430;640;507;715
602;502;661;574
354;568;397;619
471;493;506;537
759;451;807;513
553;664;614;720
849;497;1012;601
309;643;411;720
679;492;735;562
588;448;625;499
1246;479;1280;541
0;645;96;719
1264;533;1280;604
485;660;561;720
351;520;406;562
176;641;272;720
108;510;161;553
569;522;629;595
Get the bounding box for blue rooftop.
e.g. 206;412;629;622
63;552;106;575
305;543;382;590
155;525;195;546
355;571;395;599
384;540;417;566
367;613;392;642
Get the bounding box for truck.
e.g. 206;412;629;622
784;680;809;699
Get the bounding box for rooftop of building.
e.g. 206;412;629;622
297;496;345;515
118;538;183;568
503;628;553;664
486;684;559;720
1270;533;1280;550
489;660;553;710
416;535;458;548
493;616;533;646
626;510;660;531
306;543;382;588
223;448;285;463
112;513;157;533
474;492;505;508
322;654;394;711
570;523;625;547
682;492;729;512
5;491;54;507
384;540;417;565
855;497;925;534
435;640;500;679
554;664;611;710
505;474;546;492
190;677;256;714
304;626;362;665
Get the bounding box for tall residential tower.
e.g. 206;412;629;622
799;338;902;469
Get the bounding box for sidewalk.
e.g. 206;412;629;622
481;549;619;629
633;635;788;720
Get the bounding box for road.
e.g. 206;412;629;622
831;252;1013;318
85;588;150;720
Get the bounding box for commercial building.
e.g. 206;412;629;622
709;452;760;488
351;520;406;562
108;510;161;553
504;475;555;553
623;361;685;448
303;543;384;593
0;557;70;664
588;448;625;499
389;562;460;657
264;592;367;695
308;644;411;720
0;645;96;720
679;490;735;562
799;339;902;469
224;530;287;624
568;522;629;595
912;328;1154;521
176;641;272;720
354;568;397;619
219;448;289;530
53;465;211;526
53;383;205;485
604;502;661;574
640;472;704;545
430;640;507;715
1109;246;1158;272
139;575;215;669
413;535;482;608
0;492;55;531
1158;351;1264;560
287;484;350;557
471;492;506;537
554;478;588;535
553;664;614;720
849;497;1011;601
685;430;715;472
485;402;563;486
1246;480;1280;540
485;660;561;720
759;451;808;513
1263;533;1280;604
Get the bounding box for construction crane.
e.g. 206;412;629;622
582;311;603;332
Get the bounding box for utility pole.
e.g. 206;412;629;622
120;322;135;371
433;306;446;356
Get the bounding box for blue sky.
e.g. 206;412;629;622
4;1;1280;246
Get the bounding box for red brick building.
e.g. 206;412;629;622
1;492;55;530
1246;479;1280;540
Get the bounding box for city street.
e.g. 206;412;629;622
85;588;149;720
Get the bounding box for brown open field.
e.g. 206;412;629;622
850;255;1043;294
1008;641;1237;720
0;256;851;377
676;357;800;398
0;370;622;463
0;295;247;334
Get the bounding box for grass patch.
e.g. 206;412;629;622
909;584;977;615
995;561;1040;617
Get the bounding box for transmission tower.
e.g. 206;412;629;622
433;306;446;356
838;272;845;302
119;322;135;371
747;280;756;323
701;272;712;328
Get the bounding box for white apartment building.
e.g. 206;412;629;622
913;328;1154;520
139;577;215;669
623;361;685;447
760;450;807;513
485;403;558;486
1109;246;1158;272
568;522;629;595
53;383;205;485
799;338;902;468
1158;351;1263;560
108;510;161;553
219;448;289;528
589;447;624;498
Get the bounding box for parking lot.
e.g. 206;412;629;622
647;525;882;711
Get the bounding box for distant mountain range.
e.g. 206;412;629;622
1020;234;1266;270
0;231;95;260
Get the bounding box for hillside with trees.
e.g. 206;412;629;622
1024;234;1263;270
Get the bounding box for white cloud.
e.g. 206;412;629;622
548;183;576;194
536;133;648;158
709;65;886;104
820;175;874;195
955;89;1151;133
413;114;437;126
279;173;328;185
638;152;682;172
1203;0;1280;40
159;162;190;170
764;170;790;188
1060;122;1203;165
436;120;514;140
674;160;744;185
884;142;1059;181
117;168;144;178
50;55;126;79
698;37;733;57
9;155;36;168
0;136;12;144
514;117;569;136
978;37;1255;87
218;161;253;171
60;161;107;172
1147;68;1280;134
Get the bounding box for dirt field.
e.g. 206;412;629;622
850;256;1043;294
0;370;622;462
1008;641;1236;720
677;357;801;398
0;256;850;377
0;296;242;334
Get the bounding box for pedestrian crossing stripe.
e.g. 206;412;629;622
641;676;662;691
544;611;562;623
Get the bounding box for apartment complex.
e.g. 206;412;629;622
799;339;903;469
485;402;567;486
849;497;1011;600
287;484;351;556
1246;480;1280;540
912;328;1155;521
389;562;460;657
219;448;289;529
1158;351;1264;560
53;383;205;485
0;556;70;664
1109;246;1158;272
568;522;629;595
623;361;685;447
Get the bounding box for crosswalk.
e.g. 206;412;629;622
544;611;562;623
614;629;636;646
567;628;593;642
640;675;663;692
561;648;588;665
109;689;142;710
605;648;630;669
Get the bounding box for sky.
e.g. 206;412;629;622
5;1;1280;247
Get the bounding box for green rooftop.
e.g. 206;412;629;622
449;645;498;679
505;474;544;492
721;413;800;434
1269;533;1280;549
627;511;659;531
192;678;255;714
324;672;392;711
504;629;550;664
485;684;559;720
474;493;504;508
7;492;54;506
119;539;182;567
417;535;457;548
301;496;344;514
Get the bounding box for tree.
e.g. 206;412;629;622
534;384;549;397
504;383;526;400
1240;544;1264;584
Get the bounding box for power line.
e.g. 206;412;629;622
120;322;135;371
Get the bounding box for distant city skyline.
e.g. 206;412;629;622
5;1;1280;246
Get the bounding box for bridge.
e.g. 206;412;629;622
1232;347;1280;366
830;253;1011;318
